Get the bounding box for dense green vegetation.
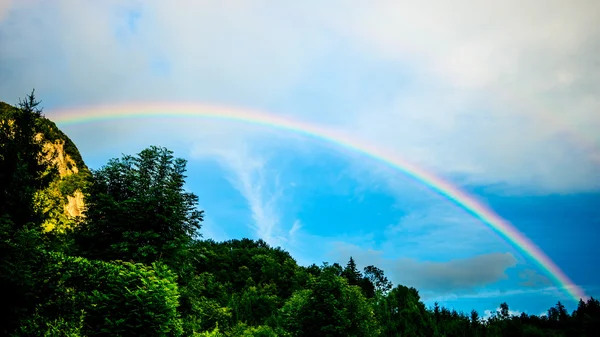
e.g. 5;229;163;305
1;92;599;336
1;93;90;233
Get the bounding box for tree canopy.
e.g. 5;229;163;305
73;145;203;265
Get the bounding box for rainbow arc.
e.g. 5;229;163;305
49;102;588;302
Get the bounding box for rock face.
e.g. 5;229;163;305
2;101;90;231
40;137;87;218
66;192;85;218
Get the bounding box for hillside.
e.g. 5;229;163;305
0;100;89;232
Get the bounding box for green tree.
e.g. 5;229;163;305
378;285;432;337
0;90;56;230
342;257;362;286
499;302;510;320
470;309;481;336
363;265;393;295
18;250;183;336
572;297;600;336
0;90;58;336
230;284;279;327
278;267;379;336
73;146;203;265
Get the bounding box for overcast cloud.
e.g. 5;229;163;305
1;0;598;193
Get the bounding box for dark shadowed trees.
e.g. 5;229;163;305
0;90;58;335
0;90;56;230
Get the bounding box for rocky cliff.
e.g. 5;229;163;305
1;101;90;232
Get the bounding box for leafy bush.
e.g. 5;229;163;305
22;250;183;336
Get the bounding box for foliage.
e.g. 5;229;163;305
0;91;56;230
278;267;379;336
1;91;59;335
73;145;203;265
17;250;183;336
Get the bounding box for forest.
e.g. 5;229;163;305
1;92;599;336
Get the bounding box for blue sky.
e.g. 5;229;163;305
1;0;599;317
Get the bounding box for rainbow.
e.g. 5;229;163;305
48;102;587;302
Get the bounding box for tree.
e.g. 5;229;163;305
230;283;279;326
379;285;432;336
547;306;559;322
278;268;379;336
556;301;569;322
342;257;362;286
73;146;203;265
572;297;600;336
500;302;510;320
0;89;56;230
18;251;183;336
363;265;393;295
0;90;58;336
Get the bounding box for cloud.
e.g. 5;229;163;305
428;287;550;302
328;241;518;293
191;140;280;245
392;253;519;292
1;0;598;195
519;269;553;288
324;0;599;90
380;205;509;260
425;284;596;304
320;0;600;193
483;306;522;320
189;134;306;250
289;220;302;238
0;0;328;106
0;0;13;22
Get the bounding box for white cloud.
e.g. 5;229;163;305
330;1;598;87
289;220;302;238
1;0;598;196
425;284;594;304
324;0;600;193
190;138;279;244
189;134;305;250
0;0;330;106
483;306;522;320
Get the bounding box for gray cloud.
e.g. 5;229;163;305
392;253;518;292
329;242;518;293
519;268;553;288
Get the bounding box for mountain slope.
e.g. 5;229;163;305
1;101;90;231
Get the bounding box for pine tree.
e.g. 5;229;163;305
342;256;362;286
